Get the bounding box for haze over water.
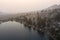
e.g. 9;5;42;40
0;0;60;13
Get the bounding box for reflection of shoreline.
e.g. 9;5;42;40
0;20;45;34
0;20;46;34
0;21;9;24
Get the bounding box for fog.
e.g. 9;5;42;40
0;0;60;13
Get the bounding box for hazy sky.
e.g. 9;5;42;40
0;0;60;13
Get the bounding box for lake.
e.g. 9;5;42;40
0;21;49;40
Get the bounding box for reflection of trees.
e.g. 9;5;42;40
27;26;31;32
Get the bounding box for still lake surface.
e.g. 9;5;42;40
0;21;49;40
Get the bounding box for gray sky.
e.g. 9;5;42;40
0;0;60;13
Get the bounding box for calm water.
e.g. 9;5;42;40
0;21;49;40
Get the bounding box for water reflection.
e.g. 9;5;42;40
28;27;31;32
0;21;49;40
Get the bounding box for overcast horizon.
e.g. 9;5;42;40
0;0;60;13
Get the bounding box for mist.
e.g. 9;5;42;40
0;0;60;13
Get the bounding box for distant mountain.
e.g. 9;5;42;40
46;4;60;10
